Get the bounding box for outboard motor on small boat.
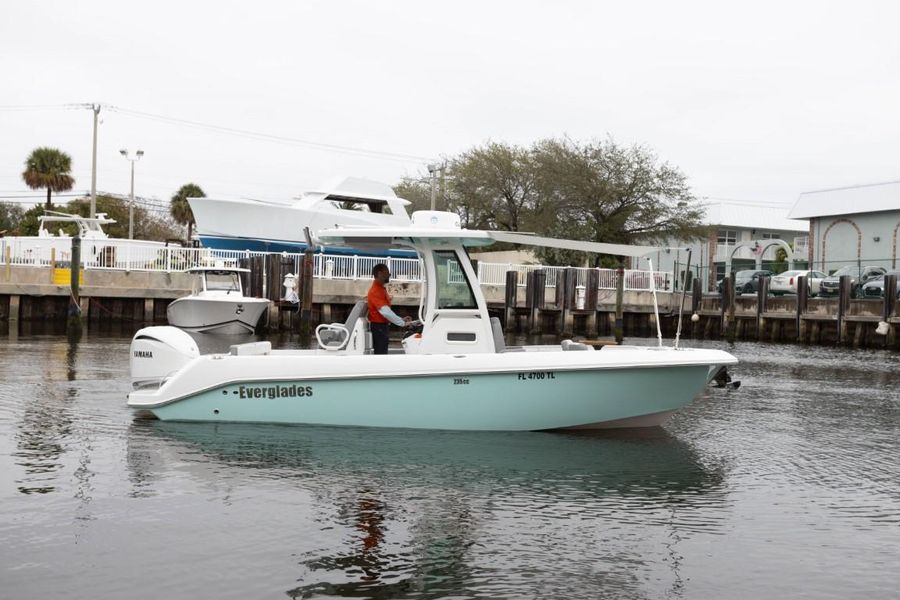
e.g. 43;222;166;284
130;326;199;389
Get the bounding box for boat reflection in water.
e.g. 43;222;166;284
128;421;728;599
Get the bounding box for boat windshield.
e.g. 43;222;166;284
205;272;241;292
433;250;477;309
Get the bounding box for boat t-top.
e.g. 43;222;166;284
128;210;737;430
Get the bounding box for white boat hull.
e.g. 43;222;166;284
128;347;736;430
166;296;270;334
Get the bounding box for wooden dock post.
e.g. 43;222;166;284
883;274;897;347
723;273;736;342
49;248;56;283
9;294;20;321
796;275;808;342
529;270;546;335
560;268;576;337
504;270;518;332
757;275;769;340
299;248;314;337
67;235;83;333
837;275;851;344
614;266;624;344
144;298;155;323
585;269;600;337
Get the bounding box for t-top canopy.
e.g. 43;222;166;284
315;211;660;257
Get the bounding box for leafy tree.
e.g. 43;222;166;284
0;202;25;235
393;177;434;214
66;195;179;240
21;147;75;208
15;204;53;236
531;138;708;265
395;137;708;267
170;183;205;241
447;142;541;231
14;196;179;240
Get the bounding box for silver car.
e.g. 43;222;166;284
770;270;827;296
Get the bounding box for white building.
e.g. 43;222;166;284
788;180;900;273
651;201;808;291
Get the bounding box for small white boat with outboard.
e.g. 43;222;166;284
166;267;270;335
128;211;737;430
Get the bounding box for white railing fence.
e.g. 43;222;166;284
0;238;672;292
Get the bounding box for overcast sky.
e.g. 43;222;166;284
2;0;899;211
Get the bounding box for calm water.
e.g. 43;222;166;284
1;324;899;599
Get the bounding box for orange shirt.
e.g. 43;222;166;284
367;281;391;323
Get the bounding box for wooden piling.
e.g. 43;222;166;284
614;266;624;344
67;235;82;333
560;268;576;337
757;275;769;340
9;294;20;321
299;249;314;336
585;269;600;337
723;273;736;343
530;270;546;335
837;275;851;345
796;275;808;342
504;270;518;332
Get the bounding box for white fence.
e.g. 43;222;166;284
0;237;672;292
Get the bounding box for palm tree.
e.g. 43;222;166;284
170;183;206;241
22;147;75;208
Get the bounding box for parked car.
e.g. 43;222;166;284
860;270;900;298
818;265;887;298
770;269;828;296
717;270;773;295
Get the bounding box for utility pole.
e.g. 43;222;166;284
90;104;101;218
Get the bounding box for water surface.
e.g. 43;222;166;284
1;326;898;599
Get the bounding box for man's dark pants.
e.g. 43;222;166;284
371;322;390;355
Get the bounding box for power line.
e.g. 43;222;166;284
106;105;437;163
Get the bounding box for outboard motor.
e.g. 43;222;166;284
130;326;199;389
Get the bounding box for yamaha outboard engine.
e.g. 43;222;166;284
130;326;199;389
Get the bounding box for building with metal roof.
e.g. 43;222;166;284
788;180;900;271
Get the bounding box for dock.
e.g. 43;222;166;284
1;249;898;350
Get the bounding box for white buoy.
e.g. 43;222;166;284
691;313;700;323
875;321;890;336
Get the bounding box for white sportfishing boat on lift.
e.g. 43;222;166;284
189;176;415;256
128;211;737;431
166;267;270;334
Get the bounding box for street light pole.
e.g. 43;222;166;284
119;149;144;239
90;104;100;218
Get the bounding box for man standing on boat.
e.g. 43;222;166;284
367;264;411;354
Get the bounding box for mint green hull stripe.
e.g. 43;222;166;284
152;366;710;431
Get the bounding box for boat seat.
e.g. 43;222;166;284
561;339;594;351
315;301;369;351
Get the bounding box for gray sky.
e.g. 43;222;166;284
2;0;899;211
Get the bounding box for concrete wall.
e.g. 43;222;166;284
810;209;900;272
